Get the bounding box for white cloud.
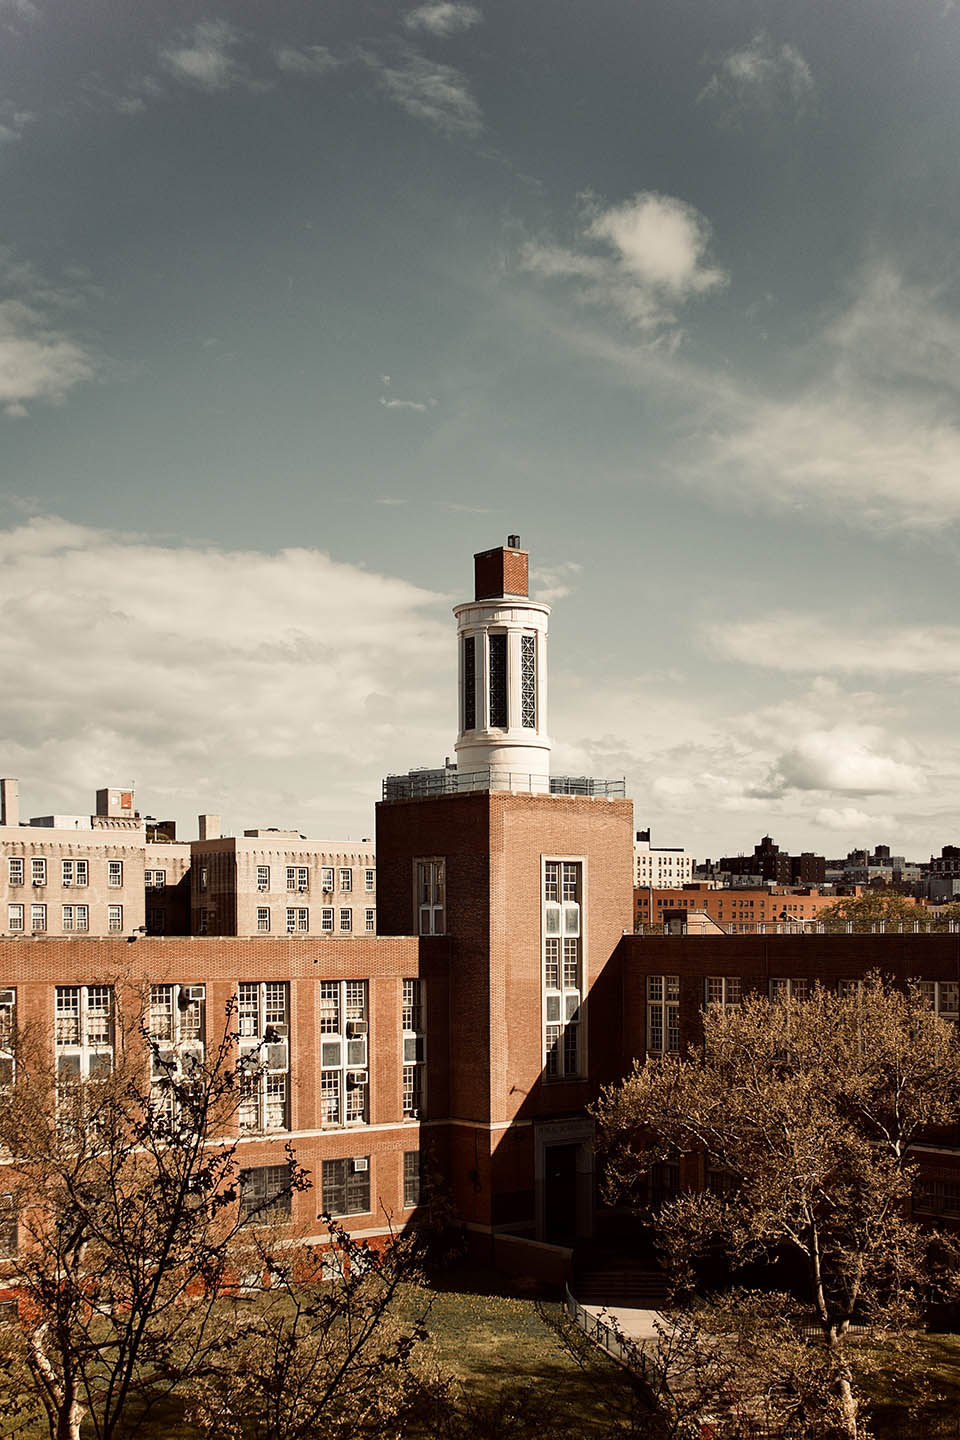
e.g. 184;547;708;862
159;21;255;92
709;615;960;675
0;255;97;414
521;192;727;331
272;43;339;76
403;4;483;38
0;517;452;836
0;106;34;144
359;46;483;137
766;727;923;797
531;560;582;603
0;0;40;22
699;30;815;119
815;805;895;833
379;395;428;411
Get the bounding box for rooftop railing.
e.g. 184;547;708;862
382;767;626;802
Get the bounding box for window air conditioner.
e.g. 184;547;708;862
0;989;15;1007
184;985;205;1002
298;885;307;893
257;884;268;892
352;1156;368;1172
345;1020;367;1038
63;879;72;887
410;1107;422;1120
346;1070;367;1088
32;880;43;887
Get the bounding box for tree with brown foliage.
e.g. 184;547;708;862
593;976;960;1440
0;986;308;1440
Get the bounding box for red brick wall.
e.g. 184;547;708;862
473;546;528;600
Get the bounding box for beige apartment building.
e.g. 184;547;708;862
190;818;376;938
1;779;147;938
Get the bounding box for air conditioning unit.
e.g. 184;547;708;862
184;985;205;1002
287;924;297;934
32;880;43;887
352;1156;368;1172
0;989;15;1007
345;1020;367;1038
298;885;308;893
63;879;72;888
257;884;268;892
346;1069;367;1089
409;1107;422;1120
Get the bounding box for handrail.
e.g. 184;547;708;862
563;1282;650;1377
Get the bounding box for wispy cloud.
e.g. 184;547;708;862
359;45;483;138
0;0;41;23
403;3;483;38
271;43;339;77
0;105;34;145
0;516;451;835
708;614;960;675
379;395;429;412
0;252;97;415
532;560;582;603
521;191;727;332
698;30;816;120
159;20;259;93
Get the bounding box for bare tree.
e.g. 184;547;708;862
0;985;308;1440
593;976;960;1440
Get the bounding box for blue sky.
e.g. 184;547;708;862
1;0;959;860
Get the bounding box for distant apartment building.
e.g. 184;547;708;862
928;845;960;903
190;822;376;938
634;829;694;889
636;882;848;933
1;778;147;938
710;834;826;887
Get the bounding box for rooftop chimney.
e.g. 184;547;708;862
473;536;528;600
198;814;221;841
0;778;19;829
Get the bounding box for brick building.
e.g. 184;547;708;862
635;883;857;933
0;538;958;1281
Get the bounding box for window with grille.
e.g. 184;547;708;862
0;989;15;1093
403;1150;422;1208
240;1164;292;1222
416;860;445;935
55;986;115;1117
7;906;23;933
318;980;368;1127
520;633;536;729
237;982;289;1132
31;904;46;932
917;981;959;1019
62;859;89;886
144;868;165;889
7;858;23;887
148;984;205;1123
108;861;123;887
402;977;425;1117
285;907;308;933
322;1157;370;1217
365;908;375;933
257;908;270;932
769;978;811;1003
321;907;334;931
339;868;352;892
256;865;270;890
339;908;352;932
321;867;334;891
286;866;309;892
647;975;680;1054
488;633;507;728
543;861;583;1079
364;868;375;891
704;977;742;1008
108;905;123;933
462;635;476;732
31;859;46;886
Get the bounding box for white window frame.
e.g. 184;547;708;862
62;859;89;887
543;859;584;1080
108;904;123;933
320;867;334;892
339;908;352;933
917;980;959;1019
416;859;445;936
364;908;375;933
285;907;308;933
7;858;23;887
31;903;46;933
339;868;352;892
769;978;811;1003
286;866;309;893
364;868;375;892
148;984;206;1123
7;905;23;933
256;865;270;892
318;980;368;1127
321;907;334;932
647;975;680;1054
55;985;114;1084
704;977;742;1008
256;907;271;933
321;1156;370;1217
402;978;425;1118
0;988;15;1095
237;982;290;1132
108;860;123;888
31;858;46;887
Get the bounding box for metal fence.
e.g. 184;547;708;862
563;1283;650;1376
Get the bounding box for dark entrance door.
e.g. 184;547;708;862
544;1143;578;1245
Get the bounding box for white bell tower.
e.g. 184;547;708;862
454;536;551;790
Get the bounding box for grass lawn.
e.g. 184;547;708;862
852;1331;960;1439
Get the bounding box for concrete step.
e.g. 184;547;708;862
573;1267;669;1308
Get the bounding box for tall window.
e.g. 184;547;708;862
321;907;334;932
403;1150;422;1208
31;904;46;932
108;861;123;887
148;984;205;1123
286;866;309;892
520;633;537;729
256;865;270;891
364;868;375;892
543;861;583;1079
416;860;445;935
237;982;289;1132
31;859;46;886
7;858;23;886
108;905;123;933
0;988;15;1092
402;979;425;1118
365;908;376;933
339;868;352;892
318;981;368;1127
322;1157;370;1217
488;633;507;728
917;981;959;1020
0;1194;16;1258
462;634;476;732
339;908;352;933
321;867;334;891
7;906;23;933
257;908;271;933
647;975;680;1054
55;985;114;1089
